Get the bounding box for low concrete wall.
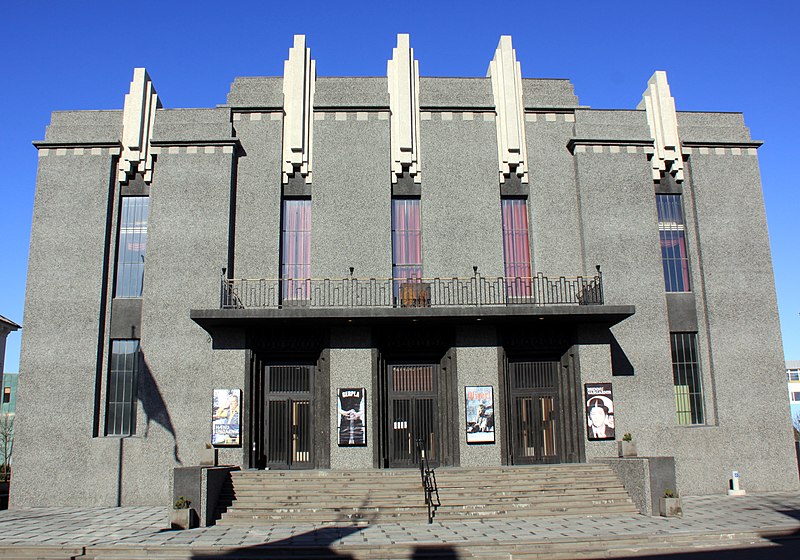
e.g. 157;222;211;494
592;457;676;516
172;466;237;527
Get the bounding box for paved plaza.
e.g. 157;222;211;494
0;492;799;558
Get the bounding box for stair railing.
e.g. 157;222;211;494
415;438;440;524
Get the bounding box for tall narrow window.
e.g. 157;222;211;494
106;339;140;436
281;199;312;300
501;198;531;297
671;332;705;425
115;196;149;297
392;198;422;296
657;194;690;292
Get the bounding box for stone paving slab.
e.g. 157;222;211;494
0;492;798;557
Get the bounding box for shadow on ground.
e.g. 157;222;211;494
190;525;461;559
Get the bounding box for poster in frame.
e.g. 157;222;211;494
212;388;242;446
584;383;615;441
465;385;495;444
337;388;367;446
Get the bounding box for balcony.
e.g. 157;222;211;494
190;267;636;332
220;270;604;309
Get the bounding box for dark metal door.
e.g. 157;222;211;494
387;364;439;467
508;361;560;464
264;365;313;469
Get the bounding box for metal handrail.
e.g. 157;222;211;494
219;267;604;309
416;438;440;524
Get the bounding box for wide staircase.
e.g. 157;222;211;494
216;463;638;525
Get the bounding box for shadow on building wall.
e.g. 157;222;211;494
139;354;181;464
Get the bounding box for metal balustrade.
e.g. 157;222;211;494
220;268;603;309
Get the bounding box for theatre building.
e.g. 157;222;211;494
11;35;799;508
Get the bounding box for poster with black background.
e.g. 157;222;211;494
337;388;366;446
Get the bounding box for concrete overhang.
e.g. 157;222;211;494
190;304;635;335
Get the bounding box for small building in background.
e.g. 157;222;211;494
788;361;800;427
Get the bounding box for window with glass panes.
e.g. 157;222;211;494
105;340;140;436
392;198;422;286
115;196;149;297
281;199;312;300
671;332;705;425
657;194;690;292
501;198;532;297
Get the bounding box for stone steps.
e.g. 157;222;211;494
216;463;639;525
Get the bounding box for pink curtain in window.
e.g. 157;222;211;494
282;200;312;299
501;199;531;297
392;199;422;282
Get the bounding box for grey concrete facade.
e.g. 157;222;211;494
12;46;798;509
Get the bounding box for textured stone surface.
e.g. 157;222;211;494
421;112;503;279
43;110;122;143
329;328;373;470
12;151;120;507
455;327;501;467
419;78;493;108
312;104;391;280
522;79;579;108
315;77;388;108
226;77;283;108
151;108;232;142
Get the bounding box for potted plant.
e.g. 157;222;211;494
617;433;638;457
170;496;195;529
659;489;683;517
200;443;217;467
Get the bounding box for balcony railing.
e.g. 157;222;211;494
219;268;603;309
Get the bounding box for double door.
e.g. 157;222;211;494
386;364;439;467
263;365;314;469
508;361;560;464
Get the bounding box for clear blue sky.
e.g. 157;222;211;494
1;1;798;373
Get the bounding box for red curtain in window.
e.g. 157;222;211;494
282;200;312;299
501;199;532;297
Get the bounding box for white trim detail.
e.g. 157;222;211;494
387;34;422;184
118;68;161;184
638;71;684;182
282;35;316;185
487;36;528;184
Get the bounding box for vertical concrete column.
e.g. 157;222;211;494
456;326;502;467
329;327;373;469
211;329;247;467
576;328;614;459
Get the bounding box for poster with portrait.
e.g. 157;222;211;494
212;389;241;446
338;388;366;446
584;383;615;441
465;386;495;443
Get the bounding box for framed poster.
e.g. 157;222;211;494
465;386;495;444
212;389;241;446
584;383;615;441
338;388;366;446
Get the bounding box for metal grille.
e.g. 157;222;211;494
508;362;559;464
221;271;603;309
512;361;557;389
268;365;311;393
392;365;434;392
264;365;313;468
388;365;438;467
670;333;705;425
